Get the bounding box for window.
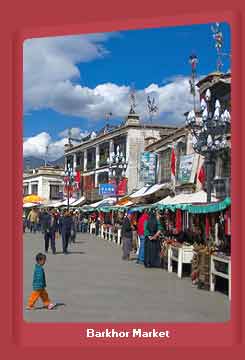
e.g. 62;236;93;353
159;149;171;183
97;172;109;185
87;148;96;170
113;136;127;158
221;148;231;178
49;185;61;200
23;185;29;196
31;184;38;195
76;152;84;170
99;143;110;166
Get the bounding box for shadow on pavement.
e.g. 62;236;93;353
30;303;66;311
54;251;86;255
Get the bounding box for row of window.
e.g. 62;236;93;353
23;184;62;200
67;137;127;171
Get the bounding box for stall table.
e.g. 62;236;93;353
168;243;194;278
210;253;231;300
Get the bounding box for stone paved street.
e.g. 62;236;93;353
23;231;230;323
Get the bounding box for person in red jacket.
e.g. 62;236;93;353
137;210;149;264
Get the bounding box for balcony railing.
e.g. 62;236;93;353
99;157;108;167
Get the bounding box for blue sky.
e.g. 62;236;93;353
23;22;230;160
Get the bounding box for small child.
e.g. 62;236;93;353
26;253;56;310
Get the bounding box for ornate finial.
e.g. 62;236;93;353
104;112;112;133
68;128;72;146
147;95;158;122
211;22;224;72
44;144;49;166
129;84;137;114
189;54;198;112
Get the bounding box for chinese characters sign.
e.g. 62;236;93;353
99;183;116;196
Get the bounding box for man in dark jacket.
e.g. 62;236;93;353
42;209;57;254
121;212;133;260
60;209;73;254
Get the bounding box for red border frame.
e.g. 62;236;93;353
1;0;244;358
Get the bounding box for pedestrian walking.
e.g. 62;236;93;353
27;208;39;233
95;216;101;236
60;209;73;254
42;209;56;254
81;216;89;233
70;211;76;243
121;211;133;260
137;210;149;264
23;211;27;233
26;253;56;310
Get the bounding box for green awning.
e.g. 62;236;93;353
81;197;231;214
185;197;231;213
156;197;231;213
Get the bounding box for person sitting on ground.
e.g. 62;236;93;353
26;253;56;310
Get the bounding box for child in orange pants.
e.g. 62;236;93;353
26;253;56;310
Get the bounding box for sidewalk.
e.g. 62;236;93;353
23;231;230;323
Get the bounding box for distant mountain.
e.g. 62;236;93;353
24;156;64;170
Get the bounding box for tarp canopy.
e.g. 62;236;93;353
23;195;45;204
156;190;218;206
49;198;77;208
154;191;230;213
70;196;86;207
129;183;169;199
23;202;40;208
81;197;117;211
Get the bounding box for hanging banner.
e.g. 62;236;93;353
83;175;95;191
139;152;158;185
178;154;195;183
117;177;128;196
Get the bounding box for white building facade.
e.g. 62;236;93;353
23;166;65;203
64;113;176;202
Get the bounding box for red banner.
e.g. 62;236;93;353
75;171;81;188
83;175;95;191
64;185;74;196
116;177;128;196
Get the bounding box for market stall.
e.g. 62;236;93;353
155;193;231;291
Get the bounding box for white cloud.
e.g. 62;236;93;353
24;35;194;124
23;127;95;160
23;132;67;161
23;33;115;111
58;127;89;139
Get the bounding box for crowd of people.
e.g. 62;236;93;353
120;209;219;268
23;206;227;264
24;205;231;311
23;207;95;255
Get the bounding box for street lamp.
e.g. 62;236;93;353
186;88;231;202
107;145;128;201
64;163;75;210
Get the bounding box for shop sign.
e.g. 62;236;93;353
99;183;116;196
